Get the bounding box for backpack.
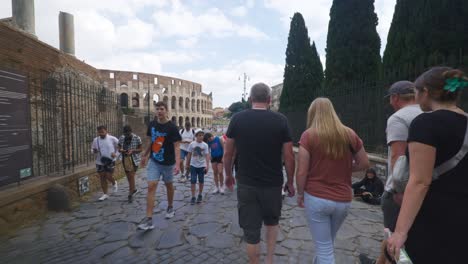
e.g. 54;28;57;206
393;114;468;193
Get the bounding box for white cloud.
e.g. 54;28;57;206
375;0;397;51
181;59;284;107
177;37;199;48
153;4;268;40
231;6;248;17
115;18;155;50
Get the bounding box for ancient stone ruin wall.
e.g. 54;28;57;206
99;69;214;128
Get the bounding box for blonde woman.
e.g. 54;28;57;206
296;98;369;263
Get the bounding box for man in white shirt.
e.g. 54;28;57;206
383;81;422;231
91;125;119;201
179;122;195;182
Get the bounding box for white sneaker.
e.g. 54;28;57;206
219;186;225;195
165;207;175;219
212;187;219;194
113;182;118;192
98;194;109;201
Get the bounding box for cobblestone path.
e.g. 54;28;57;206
0;169;384;263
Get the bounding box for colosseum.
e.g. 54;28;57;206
100;69;213;128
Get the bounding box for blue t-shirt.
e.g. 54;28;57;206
208;136;223;158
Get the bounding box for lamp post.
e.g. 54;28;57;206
238;72;249;101
146;78;150;125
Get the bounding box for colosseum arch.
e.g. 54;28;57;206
191;117;195;127
171;96;177;110
185;116;190;124
143;93;149;107
152;94;160;108
132;92;140;108
171;116;177;124
197;100;200;112
179;97;183;109
178;116;183;128
163;96;169;107
120;93;129;108
185;98;190;110
191;99;195;111
197;117;200;127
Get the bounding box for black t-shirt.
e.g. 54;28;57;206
226;109;292;187
147;120;182;166
405;110;468;261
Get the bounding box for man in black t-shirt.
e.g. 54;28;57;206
224;83;296;264
138;101;181;230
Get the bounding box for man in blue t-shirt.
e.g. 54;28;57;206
138;101;181;230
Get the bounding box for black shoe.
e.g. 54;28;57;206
197;194;202;204
191;197;196;205
128;195;133;203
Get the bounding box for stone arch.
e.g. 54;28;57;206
152;94;160;108
197;117;200;127
191;117;195;127
179;97;183;109
171;116;177;124
191;99;195;112
143;93;149;107
120;93;129;108
179;116;184;128
171;96;177;110
163;96;169;107
185;97;190;110
185;116;190;124
132;92;140;108
197;100;200;112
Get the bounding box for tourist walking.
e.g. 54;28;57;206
91;125;119;201
204;133;225;194
387;67;468;263
179;122;195;182
383;81;422;232
185;130;210;204
296;98;369;263
138;101;181;230
224;83;295;264
352;168;384;205
118;125;143;203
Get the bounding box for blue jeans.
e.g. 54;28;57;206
190;166;205;184
304;193;351;264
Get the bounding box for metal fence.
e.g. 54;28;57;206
30;71;122;177
314;49;468;156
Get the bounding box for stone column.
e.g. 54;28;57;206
12;0;35;35
59;12;75;55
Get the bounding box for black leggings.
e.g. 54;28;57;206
353;188;381;205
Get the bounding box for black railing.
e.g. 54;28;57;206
30;71;122;177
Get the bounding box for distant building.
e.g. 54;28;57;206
213;107;226;119
270;83;283;112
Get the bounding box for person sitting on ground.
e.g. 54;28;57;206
352;168;384;205
186;130;210;205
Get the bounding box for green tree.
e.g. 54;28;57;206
280;12;323;113
226;101;248;117
325;0;381;87
383;0;468;73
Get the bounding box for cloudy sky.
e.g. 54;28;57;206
0;0;396;107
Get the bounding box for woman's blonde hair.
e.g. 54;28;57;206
306;97;351;159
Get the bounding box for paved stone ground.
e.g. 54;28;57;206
0;169;383;264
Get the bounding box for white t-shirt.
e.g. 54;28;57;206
92;135;119;165
180;129;195;151
187;141;209;168
385;104;422;191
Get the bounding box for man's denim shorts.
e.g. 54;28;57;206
147;159;174;183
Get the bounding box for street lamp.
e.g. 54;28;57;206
238;72;250;101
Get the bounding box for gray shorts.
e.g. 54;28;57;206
146;159;174;183
381;191;400;232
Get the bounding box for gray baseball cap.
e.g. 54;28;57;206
385;81;415;98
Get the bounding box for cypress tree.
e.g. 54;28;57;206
383;0;468;73
279;13;322;113
325;0;381;88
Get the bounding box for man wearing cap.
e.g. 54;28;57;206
383;81;422;232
